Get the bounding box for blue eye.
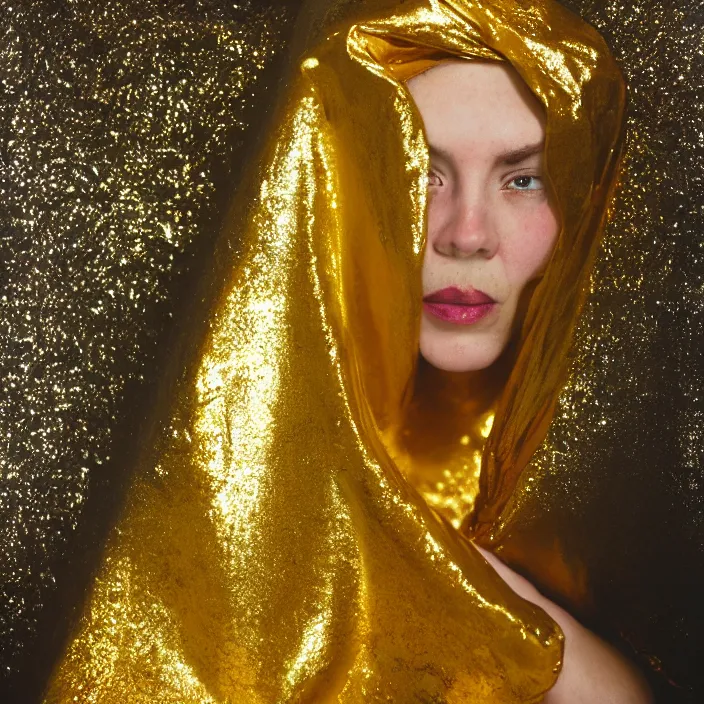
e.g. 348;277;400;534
507;175;542;191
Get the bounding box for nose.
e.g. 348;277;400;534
432;192;499;260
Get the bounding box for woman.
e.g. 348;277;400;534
43;0;648;701
404;59;650;702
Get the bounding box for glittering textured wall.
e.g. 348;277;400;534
1;0;703;702
0;0;300;699
489;1;704;701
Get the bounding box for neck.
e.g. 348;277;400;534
412;351;512;418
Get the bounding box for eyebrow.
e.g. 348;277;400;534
499;141;545;165
427;141;545;167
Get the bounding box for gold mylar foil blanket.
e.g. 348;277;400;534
42;0;626;701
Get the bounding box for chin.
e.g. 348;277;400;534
419;340;505;373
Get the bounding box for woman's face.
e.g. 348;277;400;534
407;61;560;373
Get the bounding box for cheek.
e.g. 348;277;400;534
503;203;559;288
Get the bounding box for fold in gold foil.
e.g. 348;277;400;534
44;0;625;700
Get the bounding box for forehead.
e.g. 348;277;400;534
406;60;546;159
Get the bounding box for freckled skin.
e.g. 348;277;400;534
407;60;559;373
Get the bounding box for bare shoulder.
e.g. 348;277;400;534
473;545;653;704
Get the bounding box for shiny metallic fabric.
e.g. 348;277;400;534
42;0;626;701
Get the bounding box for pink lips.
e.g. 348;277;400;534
423;286;496;325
